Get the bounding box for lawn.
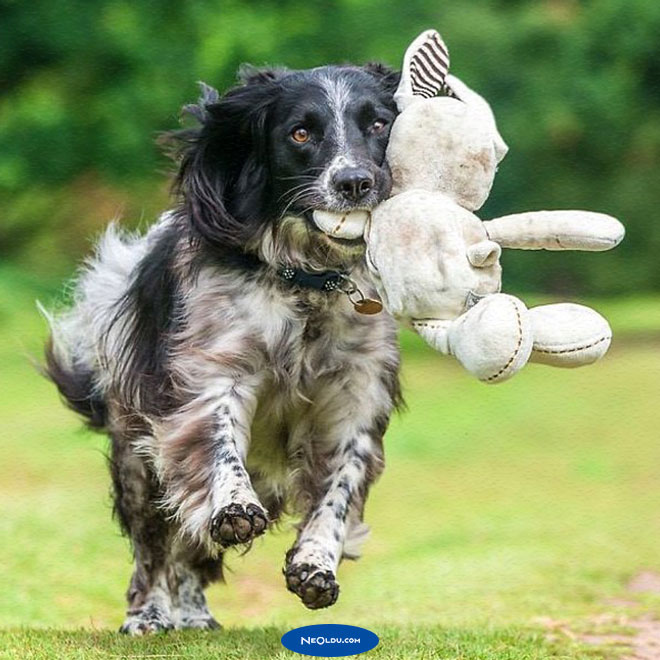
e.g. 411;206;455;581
1;264;659;659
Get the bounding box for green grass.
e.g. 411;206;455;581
0;627;599;659
1;264;659;658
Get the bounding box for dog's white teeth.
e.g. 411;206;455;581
312;210;370;240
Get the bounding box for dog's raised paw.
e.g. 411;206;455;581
285;563;339;609
119;606;175;635
210;502;268;547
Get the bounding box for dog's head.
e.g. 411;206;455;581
164;64;400;271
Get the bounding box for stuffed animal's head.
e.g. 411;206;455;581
387;30;508;211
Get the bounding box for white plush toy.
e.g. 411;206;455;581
364;30;625;383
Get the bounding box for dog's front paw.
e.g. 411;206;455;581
285;563;339;609
210;502;268;547
119;606;175;636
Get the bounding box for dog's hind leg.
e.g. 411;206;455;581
170;547;223;630
109;422;176;635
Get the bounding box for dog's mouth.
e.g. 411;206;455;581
304;209;370;244
265;210;368;272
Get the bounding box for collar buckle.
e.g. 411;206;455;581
278;266;383;315
277;266;345;292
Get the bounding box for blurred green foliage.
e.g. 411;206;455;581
1;0;659;292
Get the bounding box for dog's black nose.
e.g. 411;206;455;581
333;168;374;202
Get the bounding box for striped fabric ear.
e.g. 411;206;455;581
406;30;457;99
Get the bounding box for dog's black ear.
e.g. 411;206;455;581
162;75;282;250
363;62;401;95
158;81;221;155
180;82;220;124
237;64;289;86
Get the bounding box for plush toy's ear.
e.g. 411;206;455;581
394;29;456;111
445;74;509;163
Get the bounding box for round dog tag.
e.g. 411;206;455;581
353;298;383;315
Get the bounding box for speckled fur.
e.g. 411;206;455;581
44;65;402;632
46;212;401;628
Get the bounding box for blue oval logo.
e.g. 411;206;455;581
281;624;379;657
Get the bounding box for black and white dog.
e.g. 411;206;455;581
45;63;403;634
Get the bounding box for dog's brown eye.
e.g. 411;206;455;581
371;119;387;133
291;127;310;143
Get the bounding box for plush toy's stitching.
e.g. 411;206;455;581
533;335;610;355
412;321;442;329
484;300;523;382
332;215;347;235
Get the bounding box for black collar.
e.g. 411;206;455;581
206;246;349;294
277;266;347;292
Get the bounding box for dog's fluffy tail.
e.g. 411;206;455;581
40;214;176;430
44;335;107;429
39;221;149;431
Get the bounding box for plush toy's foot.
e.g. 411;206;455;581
451;294;533;383
413;293;533;384
529;303;612;367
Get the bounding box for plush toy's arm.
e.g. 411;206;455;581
483;210;624;251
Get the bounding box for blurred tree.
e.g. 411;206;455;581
0;0;658;292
